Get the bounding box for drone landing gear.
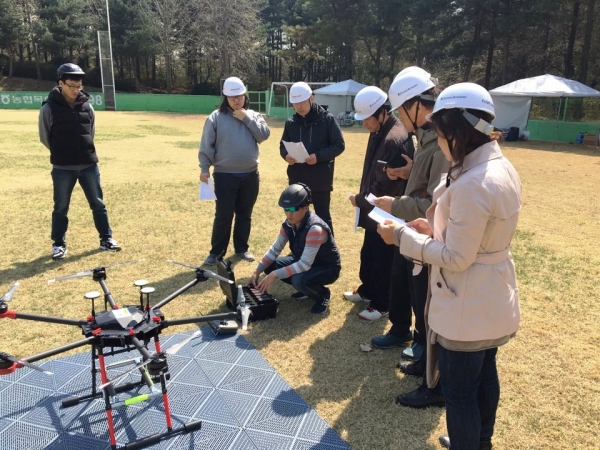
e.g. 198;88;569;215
62;340;201;450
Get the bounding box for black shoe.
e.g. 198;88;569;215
311;289;330;314
395;384;445;408
439;436;450;449
396;359;425;377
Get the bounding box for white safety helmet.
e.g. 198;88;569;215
429;82;496;135
289;82;313;104
393;66;430;82
388;71;436;112
354;86;388;120
222;77;247;96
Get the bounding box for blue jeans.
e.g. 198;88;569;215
51;164;112;247
264;256;340;301
438;345;500;450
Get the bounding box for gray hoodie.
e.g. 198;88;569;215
199;108;270;174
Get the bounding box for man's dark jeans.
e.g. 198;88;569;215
438;345;500;450
264;256;339;301
51;164;111;247
211;171;259;256
357;229;396;312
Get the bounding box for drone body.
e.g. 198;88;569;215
0;260;242;450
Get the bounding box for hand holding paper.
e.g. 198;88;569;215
282;141;310;163
199;177;217;201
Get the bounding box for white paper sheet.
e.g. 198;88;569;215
199;178;217;201
354;207;360;233
282;141;310;163
365;193;377;206
368;207;406;226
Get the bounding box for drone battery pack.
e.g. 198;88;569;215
216;258;279;322
209;319;238;335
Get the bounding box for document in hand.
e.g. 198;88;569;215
368;207;406;226
199;178;217;201
365;193;377;206
282;141;310;163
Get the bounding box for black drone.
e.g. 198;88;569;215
0;259;250;450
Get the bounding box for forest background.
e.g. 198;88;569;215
0;0;599;100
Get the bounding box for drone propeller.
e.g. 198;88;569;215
167;260;233;284
165;330;201;356
48;259;145;283
0;282;19;303
0;352;53;375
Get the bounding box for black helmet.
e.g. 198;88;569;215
57;63;85;81
278;183;312;208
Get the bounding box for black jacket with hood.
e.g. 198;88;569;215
279;103;345;192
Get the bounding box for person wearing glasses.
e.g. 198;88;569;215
249;183;341;314
38;63;121;260
199;76;271;265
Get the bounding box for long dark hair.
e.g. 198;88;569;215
429;108;497;180
219;94;250;113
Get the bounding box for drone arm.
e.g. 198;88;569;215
0;310;87;327
151;278;199;311
22;336;95;364
98;279;118;309
162;311;238;328
130;336;153;360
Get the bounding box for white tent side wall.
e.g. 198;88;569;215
491;95;531;130
313;94;353;118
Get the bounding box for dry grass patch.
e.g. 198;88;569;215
0;110;599;449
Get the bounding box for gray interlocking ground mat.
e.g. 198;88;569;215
0;327;351;449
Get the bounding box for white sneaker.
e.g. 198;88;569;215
343;290;370;303
52;246;67;260
358;307;388;321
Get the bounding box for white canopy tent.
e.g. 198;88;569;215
313;79;367;118
489;74;600;131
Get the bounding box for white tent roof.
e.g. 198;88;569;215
490;74;600;97
313;79;367;96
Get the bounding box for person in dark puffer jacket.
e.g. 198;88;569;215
38;63;121;260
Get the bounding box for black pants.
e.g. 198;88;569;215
388;252;413;337
210;171;259;256
311;191;333;235
356;229;396;311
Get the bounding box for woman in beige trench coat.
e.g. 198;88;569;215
378;82;522;450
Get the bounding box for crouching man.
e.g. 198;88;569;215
249;183;341;314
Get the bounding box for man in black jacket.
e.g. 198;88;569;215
347;86;413;327
279;82;345;233
38;63;121;260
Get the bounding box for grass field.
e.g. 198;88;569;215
1;109;599;449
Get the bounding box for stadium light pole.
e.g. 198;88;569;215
100;0;117;110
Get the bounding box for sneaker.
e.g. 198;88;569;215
99;238;121;252
402;341;424;361
395;384;445;409
235;251;255;262
311;290;330;314
291;292;309;300
396;359;425;377
371;331;412;349
343;290;370;303
358;306;388;321
52;246;67;260
203;253;219;265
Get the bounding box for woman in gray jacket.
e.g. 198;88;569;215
379;83;521;450
199;77;270;264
